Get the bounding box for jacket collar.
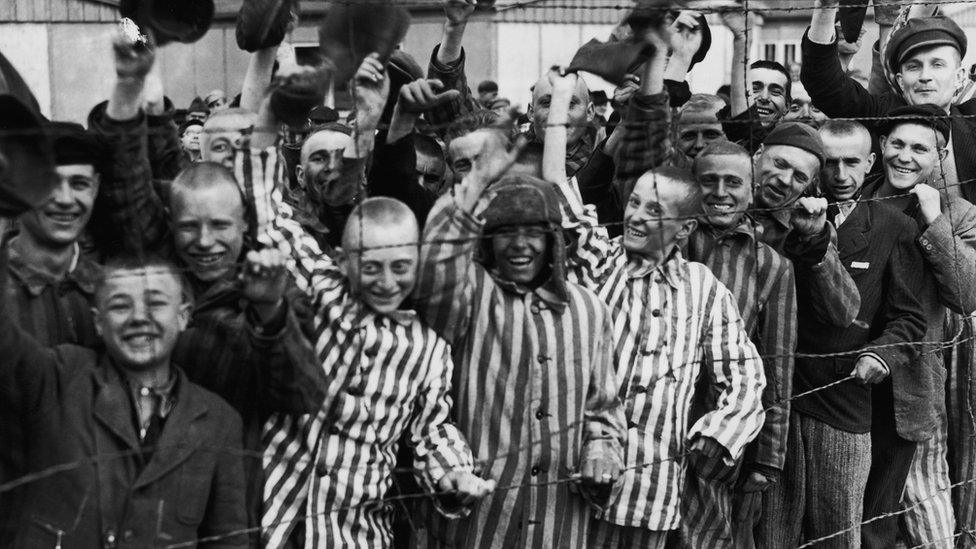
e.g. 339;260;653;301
92;356;210;489
7;242;99;297
336;294;418;331
488;271;568;313
623;247;685;288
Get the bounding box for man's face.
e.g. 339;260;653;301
180;125;202;153
783;86;827;128
881;123;943;191
207;94;229;113
676;112;725;159
95;267;189;372
821;130;875;200
171;184;247;283
20;164;99;247
490;224;549;286
341;221;419;315
896;45;965;109
416;150;447;195
756;144;821;209
623;175;697;257
296;130;354;205
447;129;506;181
531;77;592;145
696;154;753;229
201;112;254;170
749;67;789;126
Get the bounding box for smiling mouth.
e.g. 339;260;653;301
891;165;916;175
756;106;774;116
706;203;736;213
122;333;159;346
190;253;224;266
507;256;533;267
625;226;647;239
45;211;82;224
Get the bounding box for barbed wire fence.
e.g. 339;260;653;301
7;0;976;547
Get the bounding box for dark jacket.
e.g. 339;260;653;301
0;250;248;548
800;30;976;202
792;200;931;441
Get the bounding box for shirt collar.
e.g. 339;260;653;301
704;216;757;242
122;367;180;420
489;272;568;313
8;242;99;297
337;296;418;331
623;247;685;288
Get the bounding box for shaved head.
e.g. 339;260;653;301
531;73;593;146
169;162;245;214
342;197;419;252
201;108;256;169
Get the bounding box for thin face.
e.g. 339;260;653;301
181;125;203;153
696;154;753;229
896;45;965;109
748;67;789;125
297;130;354;205
95;268;188;372
490;224;549;286
201;113;254;170
820;130;875;201
623;175;696;257
448;129;507;180
755;144;820;209
416;151;447;195
19;164;99;247
882;123;943;191
171;184;247;283
783;88;827;128
342;221;419;315
676;113;725;159
531;77;592;145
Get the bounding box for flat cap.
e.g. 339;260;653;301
879;104;950;143
887;16;967;73
762;122;826;167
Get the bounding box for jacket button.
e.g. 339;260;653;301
104;530;117;547
651;309;661;317
535;409;546;420
531;466;540;476
537;354;548;363
123;530;134;542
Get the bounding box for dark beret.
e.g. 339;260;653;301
762;121;826;167
45;121;110;169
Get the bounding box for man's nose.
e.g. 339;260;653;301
51;180;74;205
198;225;216;247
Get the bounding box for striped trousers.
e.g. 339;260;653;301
901;397;955;548
679;453;739;548
948;315;976;548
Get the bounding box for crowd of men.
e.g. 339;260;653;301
3;0;976;547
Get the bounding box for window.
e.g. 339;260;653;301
764;43;777;62
784;44;797;65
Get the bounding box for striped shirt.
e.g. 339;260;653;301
687;218;797;473
413;196;625;548
573;227;765;531
241;146;474;548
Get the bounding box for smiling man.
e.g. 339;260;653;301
682;141;797;548
749;60;791;127
802;1;976;200
414;168;624;548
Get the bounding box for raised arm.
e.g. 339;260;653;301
721;7;750;117
913;186;976;315
426;0;482;136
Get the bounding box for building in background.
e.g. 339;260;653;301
3;0;975;123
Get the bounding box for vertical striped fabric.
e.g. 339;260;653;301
571;224;766;531
239;146;475;548
682;220;797;547
413;197;625;548
901;409;955;548
946;313;976;540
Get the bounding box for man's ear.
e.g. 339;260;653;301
584;101;595;123
91;173;102;194
939;147;950;161
334;247;349;278
295;165;304;185
895;72;905;93
676;218;698;241
879;134;889;150
177;302;192;331
91;307;103;337
865;152;877;172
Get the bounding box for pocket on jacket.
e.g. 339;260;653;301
176;462;214;526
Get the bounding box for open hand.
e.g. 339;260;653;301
669;10;703;60
352;53;391;129
398;78;461;113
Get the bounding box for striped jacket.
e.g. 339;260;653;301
241;147;475;548
573;229;766;531
686;219;797;474
413;197;625;548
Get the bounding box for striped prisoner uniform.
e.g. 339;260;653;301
572;229;766;534
682;218;797;547
240;146;475;548
412;196;625;548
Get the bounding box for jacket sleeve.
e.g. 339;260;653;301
425;45;481;137
719;104;769;155
410;337;475;518
146;98;187;183
369;131;437;225
744;258;797;474
575;142;623;227
199;408;249;548
579;302;626;508
868;229;929;373
916;196;976;315
688;280;766;462
87;104;172;256
414;195;481;346
612;92;670;202
800;30;893;119
785;225;861;328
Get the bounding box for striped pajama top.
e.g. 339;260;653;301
572;225;766;531
240;146;474;548
412;197;626;548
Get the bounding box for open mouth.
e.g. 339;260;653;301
44;211;82;224
189;253;224;266
625;226;647;239
706;203;735;213
756;106;774;117
507;256;533;267
764;185;788;200
122;333;159;346
891;165;916;176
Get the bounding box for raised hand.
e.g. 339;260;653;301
113;22;155;80
789;196;829;237
241;249;289;308
352;53;391;131
398;78;462;113
444;0;477;25
669;10;703;61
